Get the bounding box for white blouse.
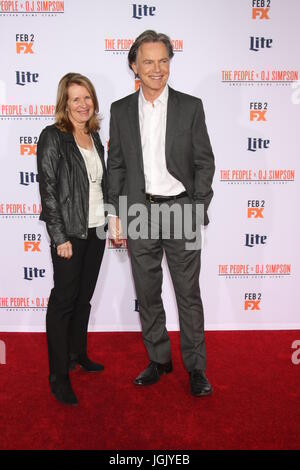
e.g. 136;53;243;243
78;140;105;228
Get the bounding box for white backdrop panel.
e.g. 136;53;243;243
0;0;299;331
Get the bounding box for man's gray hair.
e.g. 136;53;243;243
128;30;174;73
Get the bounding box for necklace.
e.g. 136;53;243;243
76;138;99;183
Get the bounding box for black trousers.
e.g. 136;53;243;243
46;228;106;376
127;197;206;372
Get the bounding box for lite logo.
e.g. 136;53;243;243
245;233;267;247
16;71;39;86
23;267;46;281
132;4;156;19
252;0;270;20
0;340;6;365
20;137;37;156
244;293;261;311
250;102;268;122
250;36;272;51
247;200;265;219
19;172;39;186
16;34;34;54
291;340;300;365
24;234;41;252
247;137;270;151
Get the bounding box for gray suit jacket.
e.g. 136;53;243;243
107;86;215;225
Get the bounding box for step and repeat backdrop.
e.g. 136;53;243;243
0;0;299;331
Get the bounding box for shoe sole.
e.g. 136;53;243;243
133;369;173;386
79;365;104;373
50;391;78;406
70;364;104;373
51;391;78;406
50;386;78;405
191;389;213;397
54;397;78;406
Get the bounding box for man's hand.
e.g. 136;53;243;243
57;241;73;259
108;216;123;245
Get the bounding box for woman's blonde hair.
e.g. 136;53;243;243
55;73;100;133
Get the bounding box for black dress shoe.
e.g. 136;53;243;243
189;370;213;397
134;361;173;386
70;354;104;372
50;374;78;406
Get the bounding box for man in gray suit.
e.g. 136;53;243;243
107;30;215;396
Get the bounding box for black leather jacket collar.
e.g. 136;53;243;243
37;124;107;246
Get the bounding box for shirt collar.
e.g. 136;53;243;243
139;84;169;107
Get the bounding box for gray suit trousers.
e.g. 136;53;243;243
127;196;206;372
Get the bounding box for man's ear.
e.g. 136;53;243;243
131;62;138;78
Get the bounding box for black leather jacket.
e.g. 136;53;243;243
37;124;107;246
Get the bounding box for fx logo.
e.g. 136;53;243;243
24;241;41;252
244;300;261;310
244;293;261;311
20;144;36;156
250;110;267;121
16;42;34;54
252;8;270;19
248;208;264;218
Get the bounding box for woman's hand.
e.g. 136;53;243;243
108;216;123;246
57;241;73;259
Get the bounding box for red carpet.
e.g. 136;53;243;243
0;331;299;450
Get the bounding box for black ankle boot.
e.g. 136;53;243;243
70;354;104;372
49;374;56;395
50;374;78;405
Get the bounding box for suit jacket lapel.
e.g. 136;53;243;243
128;90;144;174
165;87;179;165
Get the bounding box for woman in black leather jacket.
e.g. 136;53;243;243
37;73;107;405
